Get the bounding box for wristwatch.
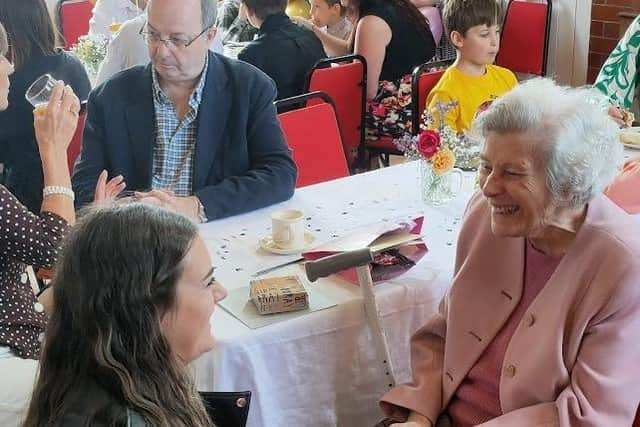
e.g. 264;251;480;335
196;197;208;223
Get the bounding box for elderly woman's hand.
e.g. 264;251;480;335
33;81;80;156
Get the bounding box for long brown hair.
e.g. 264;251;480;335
23;204;213;427
0;0;56;68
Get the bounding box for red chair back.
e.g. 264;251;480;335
275;92;349;188
411;60;450;136
58;0;94;49
68;112;86;173
307;55;366;168
495;0;552;76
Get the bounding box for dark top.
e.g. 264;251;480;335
72;52;297;220
0;185;68;359
361;3;436;81
52;379;147;426
238;13;327;100
0;50;91;212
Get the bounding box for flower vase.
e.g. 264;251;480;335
419;159;463;206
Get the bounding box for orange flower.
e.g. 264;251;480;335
431;147;456;174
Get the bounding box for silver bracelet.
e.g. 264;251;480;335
42;185;75;201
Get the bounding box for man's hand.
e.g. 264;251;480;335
134;190;201;223
93;170;126;203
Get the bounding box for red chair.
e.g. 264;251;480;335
411;60;450;136
306;54;367;170
367;59;450;167
67;112;86;173
495;0;552;76
634;407;640;427
58;0;94;49
275;92;349;188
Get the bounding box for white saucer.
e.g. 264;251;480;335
259;233;316;255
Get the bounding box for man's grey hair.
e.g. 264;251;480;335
201;0;217;28
472;78;624;208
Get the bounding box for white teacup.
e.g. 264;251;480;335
271;209;305;249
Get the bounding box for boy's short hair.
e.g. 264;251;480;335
242;0;287;21
320;0;346;16
443;0;504;37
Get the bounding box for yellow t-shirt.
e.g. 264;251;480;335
426;65;518;133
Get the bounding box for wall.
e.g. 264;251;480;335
589;0;640;83
545;0;592;86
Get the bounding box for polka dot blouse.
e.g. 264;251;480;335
0;185;68;359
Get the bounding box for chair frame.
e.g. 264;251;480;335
410;59;453;136
275;90;347;156
305;54;367;169
57;0;94;49
499;0;552;76
275;91;350;185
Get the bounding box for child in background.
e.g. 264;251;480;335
292;0;353;57
310;0;352;41
427;0;517;134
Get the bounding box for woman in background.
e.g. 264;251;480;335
0;0;90;212
0;19;81;425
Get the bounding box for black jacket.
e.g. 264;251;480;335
238;13;326;100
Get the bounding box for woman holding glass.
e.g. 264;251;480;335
0;19;79;425
0;0;90;212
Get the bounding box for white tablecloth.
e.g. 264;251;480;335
193;161;477;427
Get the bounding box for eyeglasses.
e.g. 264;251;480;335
139;23;211;49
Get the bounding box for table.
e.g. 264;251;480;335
193;161;477;427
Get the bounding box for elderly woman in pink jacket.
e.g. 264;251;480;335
380;78;640;427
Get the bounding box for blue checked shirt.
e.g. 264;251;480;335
151;57;208;196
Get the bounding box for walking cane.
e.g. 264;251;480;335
305;248;396;390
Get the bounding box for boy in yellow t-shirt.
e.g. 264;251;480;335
427;0;517;133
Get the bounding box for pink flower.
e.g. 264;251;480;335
416;129;441;159
372;104;387;117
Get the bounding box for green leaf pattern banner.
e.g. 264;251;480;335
595;15;640;109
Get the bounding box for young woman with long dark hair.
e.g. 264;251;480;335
24;204;227;426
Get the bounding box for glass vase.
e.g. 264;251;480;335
420;159;463;206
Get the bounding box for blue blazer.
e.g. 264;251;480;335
72;52;297;220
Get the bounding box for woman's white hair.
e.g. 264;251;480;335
472;78;624;208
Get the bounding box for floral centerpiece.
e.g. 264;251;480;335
70;34;109;78
394;101;468;205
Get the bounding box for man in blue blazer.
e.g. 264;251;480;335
72;0;297;221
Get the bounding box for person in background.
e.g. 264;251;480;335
238;0;326;100
345;0;435;144
89;0;147;36
293;0;353;51
216;0;258;44
72;0;297;221
0;19;76;424
380;79;640;427
95;11;224;86
0;0;90;213
23;204;227;426
426;0;517;134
